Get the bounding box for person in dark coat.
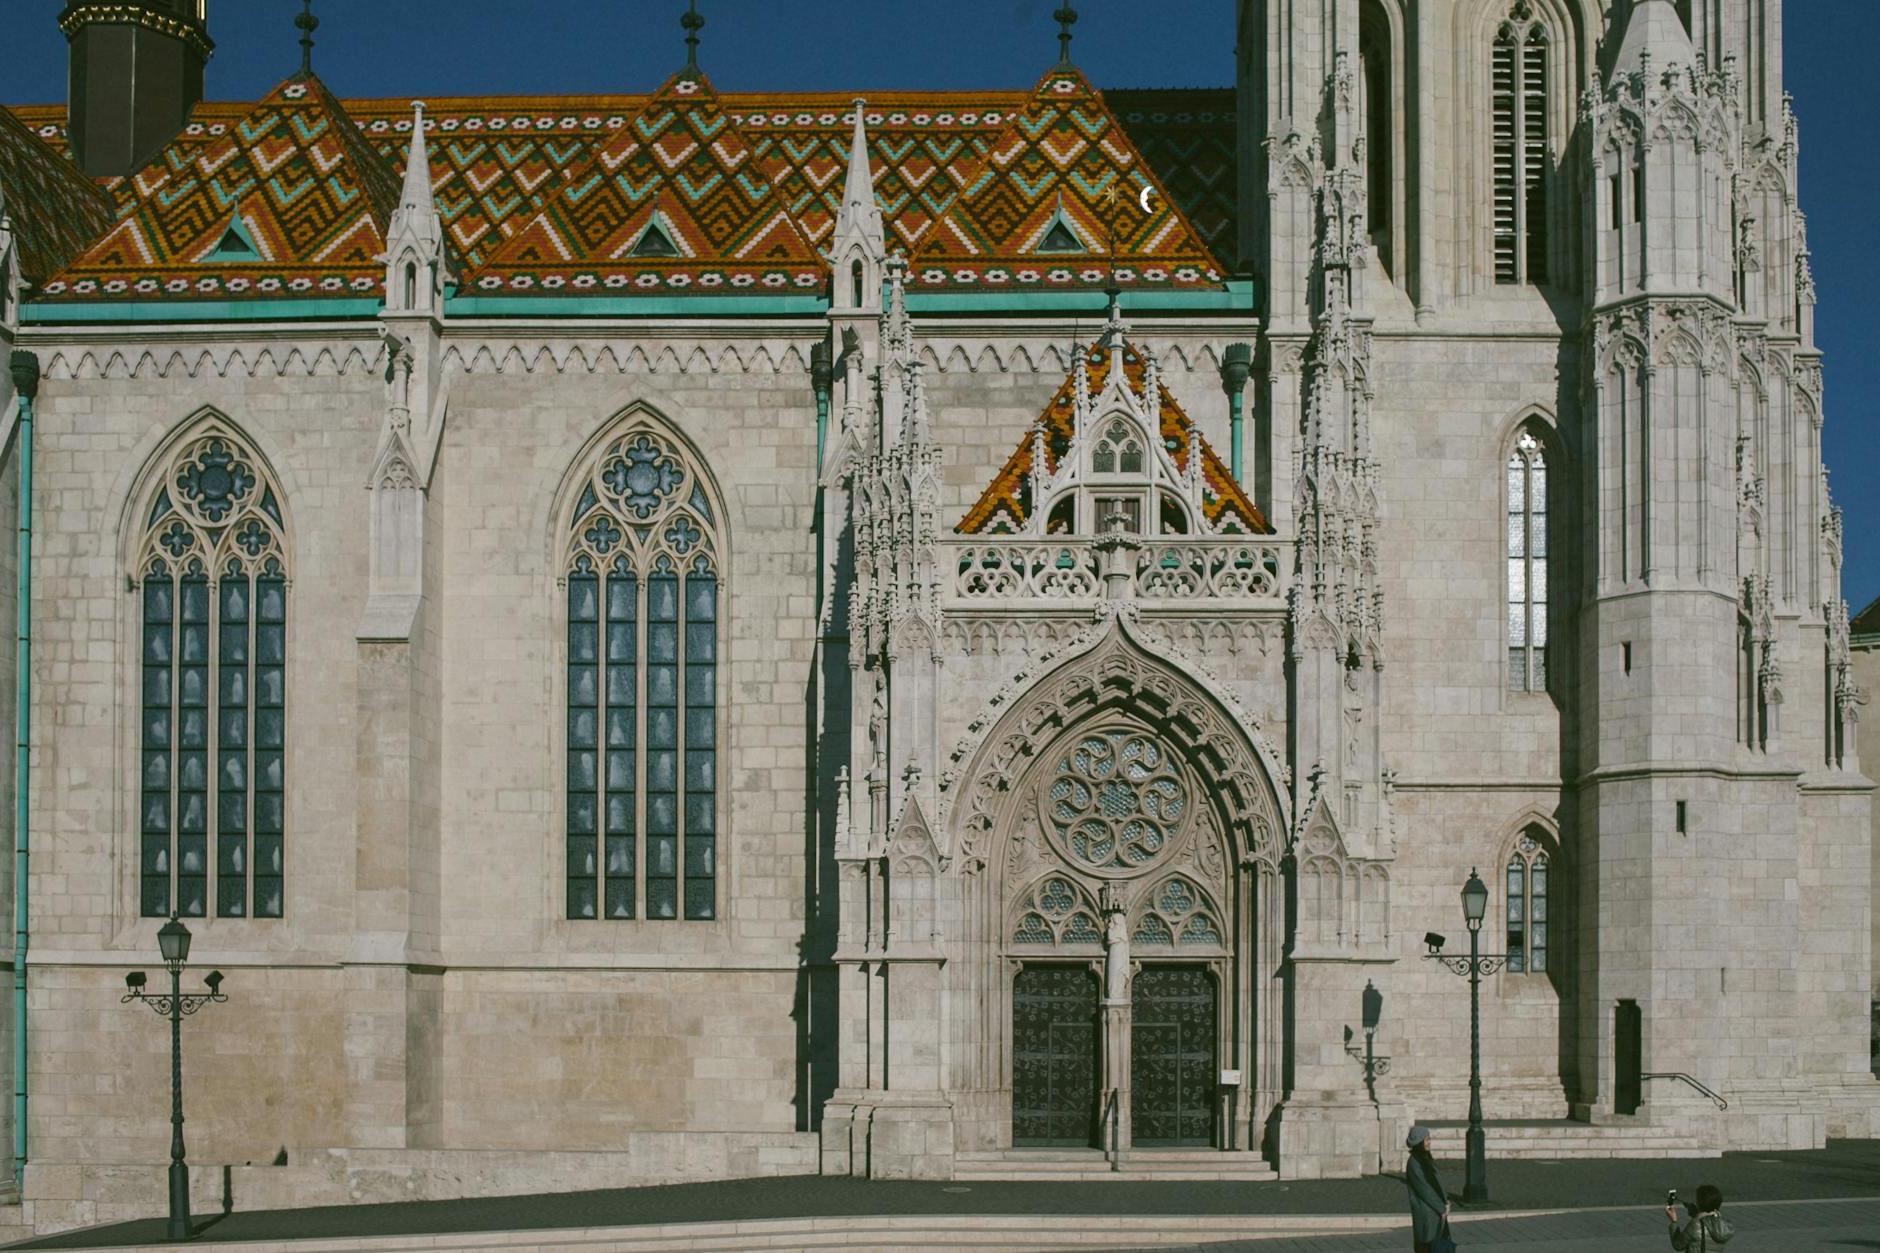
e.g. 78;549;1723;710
1404;1124;1450;1252
1666;1183;1735;1249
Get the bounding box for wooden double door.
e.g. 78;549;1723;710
1011;963;1217;1148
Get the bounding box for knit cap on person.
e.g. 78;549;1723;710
1406;1124;1431;1148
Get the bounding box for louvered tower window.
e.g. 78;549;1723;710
565;428;721;922
1508;429;1548;692
136;424;289;919
1493;3;1551;285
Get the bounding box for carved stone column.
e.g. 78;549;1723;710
1099;883;1132;1157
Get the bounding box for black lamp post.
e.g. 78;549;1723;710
1425;869;1504;1203
123;916;227;1240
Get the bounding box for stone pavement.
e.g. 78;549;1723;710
1173;1197;1880;1251
8;1142;1879;1251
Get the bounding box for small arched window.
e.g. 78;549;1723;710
1092;421;1143;475
1505;831;1552;973
1492;2;1551;284
1359;0;1395;273
850;259;864;309
1507;427;1548;692
403;261;418;309
135;422;290;919
565;425;722;922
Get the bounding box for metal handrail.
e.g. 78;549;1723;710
1640;1072;1728;1110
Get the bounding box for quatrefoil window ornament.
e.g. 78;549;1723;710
603;434;684;519
584;516;623;554
234;519;272;558
663;516;703;555
158;521;196;557
174;439;256;524
1046;730;1188;874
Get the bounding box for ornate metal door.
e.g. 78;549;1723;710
1131;965;1216;1146
1012;964;1098;1147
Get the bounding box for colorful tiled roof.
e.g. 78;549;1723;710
468;72;824;295
37;74;403;302
959;335;1266;535
911;67;1225;292
0;103;114;286
8;74;1238;302
1107;89;1240;273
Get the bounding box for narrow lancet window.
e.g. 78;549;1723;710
1508;429;1548;692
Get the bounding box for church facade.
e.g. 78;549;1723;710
0;0;1875;1232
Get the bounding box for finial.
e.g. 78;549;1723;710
1055;5;1078;65
296;0;318;78
681;0;704;74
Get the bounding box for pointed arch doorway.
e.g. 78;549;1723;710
951;624;1287;1158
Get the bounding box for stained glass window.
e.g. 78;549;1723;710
1505;833;1551;974
566;428;720;922
137;428;288;918
1508;429;1548;693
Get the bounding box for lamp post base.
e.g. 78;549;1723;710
167;1160;191;1240
1463;1123;1488;1202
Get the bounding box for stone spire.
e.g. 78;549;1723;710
1612;0;1696;77
829;100;886;316
833;100;886;264
384;102;446;315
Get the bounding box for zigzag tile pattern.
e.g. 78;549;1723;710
8;74;1235;301
730;93;1012;254
0;103;113;286
960;337;1266;536
470;72;823;294
1107;88;1240;273
38;74;402;301
912;68;1224;291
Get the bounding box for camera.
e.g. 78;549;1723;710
1667;1189;1677;1206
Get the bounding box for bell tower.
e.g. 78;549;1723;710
61;0;213;177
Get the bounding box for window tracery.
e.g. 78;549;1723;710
1044;729;1189;874
565;426;721;922
1131;876;1223;949
1010;874;1104;947
135;424;288;920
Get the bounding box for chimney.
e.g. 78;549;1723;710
61;0;213;178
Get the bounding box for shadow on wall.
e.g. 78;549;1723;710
1870;997;1878;1077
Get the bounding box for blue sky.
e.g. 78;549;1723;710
9;1;1876;607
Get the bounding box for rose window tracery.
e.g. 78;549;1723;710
1045;730;1188;873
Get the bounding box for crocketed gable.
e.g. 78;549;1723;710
0;103;114;288
959;337;1266;536
468;72;823;296
38;74;403;302
912;66;1225;292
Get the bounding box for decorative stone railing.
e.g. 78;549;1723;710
942;537;1290;608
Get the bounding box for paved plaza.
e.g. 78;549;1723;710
4;1142;1876;1251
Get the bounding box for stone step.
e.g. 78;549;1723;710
954;1148;1277;1182
1422;1121;1721;1161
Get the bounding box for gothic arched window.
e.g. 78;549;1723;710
1504;831;1552;973
135;423;289;919
565;426;722;922
1492;1;1551;284
1507;428;1548;692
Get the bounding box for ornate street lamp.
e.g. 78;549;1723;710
123;916;227;1240
1425;869;1505;1203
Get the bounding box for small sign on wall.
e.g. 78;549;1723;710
1219;1069;1242;1086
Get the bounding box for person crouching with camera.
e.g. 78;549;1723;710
1665;1184;1735;1250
